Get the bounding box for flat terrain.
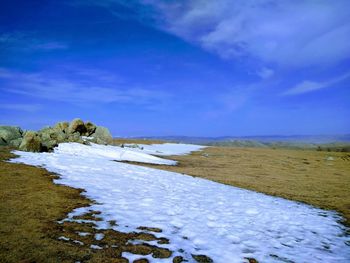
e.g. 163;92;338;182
126;144;350;226
1;142;349;262
0;147;175;263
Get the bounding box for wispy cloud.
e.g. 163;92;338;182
145;0;350;67
86;0;350;68
257;67;274;79
0;103;42;112
0;68;170;106
0;32;68;51
283;72;350;96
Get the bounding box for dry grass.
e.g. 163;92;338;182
1;142;349;262
130;145;350;226
0;147;182;263
113;139;165;146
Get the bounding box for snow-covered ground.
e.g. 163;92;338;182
11;143;350;263
122;142;207;156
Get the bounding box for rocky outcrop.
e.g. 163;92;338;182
0;126;23;147
19;131;42;152
0;119;113;152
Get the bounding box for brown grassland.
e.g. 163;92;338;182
1;140;349;262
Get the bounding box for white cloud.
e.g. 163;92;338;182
139;0;350;67
283;71;350;95
257;67;274;79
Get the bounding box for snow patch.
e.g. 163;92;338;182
11;143;350;263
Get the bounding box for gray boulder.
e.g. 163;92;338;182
9;138;23;147
90;126;113;145
67;132;84;143
68;118;87;135
38;127;67;151
85;121;96;136
0;126;23;146
54;121;69;133
19;131;42;152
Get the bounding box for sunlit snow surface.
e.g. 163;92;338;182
11;143;350;263
123;142;207;156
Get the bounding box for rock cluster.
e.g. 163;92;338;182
0;118;113;152
0;126;23;147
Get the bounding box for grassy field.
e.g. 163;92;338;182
1;141;349;262
0;147;179;263
133;145;350;226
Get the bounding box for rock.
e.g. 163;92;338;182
9;138;23;147
38;127;67;151
173;256;186;263
91;126;113;145
68;132;84;143
3;119;113;152
19;131;42;152
85;121;96;136
54;121;69;133
68;118;86;135
0;126;23;146
39;127;66;142
191;255;213;263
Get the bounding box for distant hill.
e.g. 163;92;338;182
124;134;350;152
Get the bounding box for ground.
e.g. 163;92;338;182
131;144;350;226
1;142;350;262
0;147;176;263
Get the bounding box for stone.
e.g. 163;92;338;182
90;126;113;145
9;138;23;147
54;121;69;133
68;132;84;143
0;126;23;146
38;127;67;151
68;118;86;135
19;131;42;152
191;255;213;263
173;256;186;263
85;121;97;136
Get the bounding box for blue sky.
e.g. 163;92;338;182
0;0;349;136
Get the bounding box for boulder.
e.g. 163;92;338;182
68;118;86;135
1;119;113;152
9;138;22;147
38;127;67;151
85;121;96;136
19;131;42;152
0;126;23;146
54;121;69;133
90;126;113;145
67;132;84;143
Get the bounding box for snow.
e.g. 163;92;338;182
122;142;206;156
11;143;350;263
55;142;179;165
94;233;104;241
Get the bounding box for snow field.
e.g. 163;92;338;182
11;143;350;262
